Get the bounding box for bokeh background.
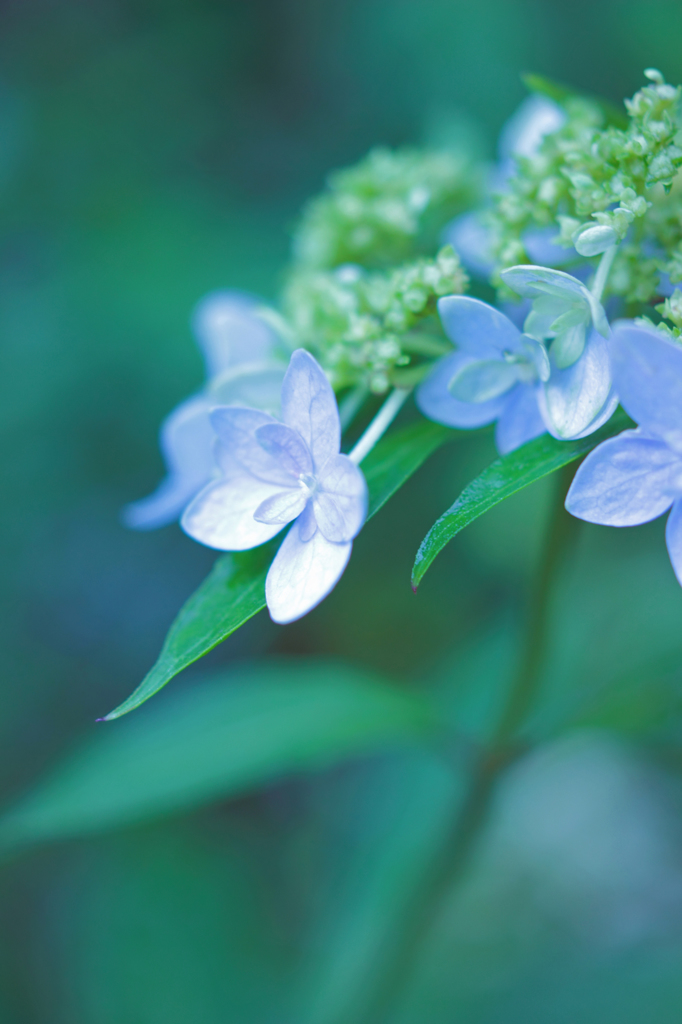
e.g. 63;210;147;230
3;1;682;1021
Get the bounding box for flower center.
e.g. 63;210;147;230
298;472;318;499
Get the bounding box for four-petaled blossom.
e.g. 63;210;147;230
124;291;286;530
417;268;617;453
181;349;368;624
566;322;682;586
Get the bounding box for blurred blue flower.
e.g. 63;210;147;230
182;349;368;624
566;322;682;585
124;291;286;530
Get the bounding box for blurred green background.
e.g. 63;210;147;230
3;1;682;1021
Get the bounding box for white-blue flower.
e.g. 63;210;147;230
181;349;368;624
417;268;617;452
566;322;682;586
124;291;286;529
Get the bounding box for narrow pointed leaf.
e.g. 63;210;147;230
105;546;273;719
412;408;632;588
0;662;435;855
108;417;458;720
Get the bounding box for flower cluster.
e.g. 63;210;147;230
282;246;466;394
292;145;482;271
487;71;682;312
127;68;682;625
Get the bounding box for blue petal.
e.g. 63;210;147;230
255;423;313;477
297;503;318;542
665;498;682;586
209;364;285;417
565;429;682;526
498;95;565;161
181;474;286;550
522;226;578;267
494;385;546;454
209;406;294;486
437;296;521;357
501;266;609;338
416;351;509;429
123;395;215;530
540;329;615;440
192;291;279;379
265;526;352;624
315;454;368;542
254;488;308;526
442;212;494;279
281;349;340;469
609;322;682;450
448;359;519;403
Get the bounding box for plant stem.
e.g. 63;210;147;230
490;461;578;745
361;464;577;1024
348;388;411;465
591;244;618;302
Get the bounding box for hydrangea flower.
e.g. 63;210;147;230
566;322;682;585
124;291;286;529
416;267;617;453
181;349;368;624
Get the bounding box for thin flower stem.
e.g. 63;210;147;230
591;244;618;303
347;388;410;465
360;464;578;1024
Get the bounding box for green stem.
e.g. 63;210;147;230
361;464;577;1024
348;388;411;465
591;244;618;303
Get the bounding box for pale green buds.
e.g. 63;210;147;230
574;224;619;257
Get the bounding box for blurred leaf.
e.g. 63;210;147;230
36;822;289;1024
0;660;435;854
107;416;458;719
294;751;465;1024
522;72;629;129
412;409;631;588
526;533;682;741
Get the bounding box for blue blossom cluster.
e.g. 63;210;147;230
127;71;682;623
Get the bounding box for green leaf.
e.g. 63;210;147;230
46;823;288;1024
294;751;463;1024
412;409;632;588
0;661;435;855
522;72;629;130
107;417;458;720
104;546;273;720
